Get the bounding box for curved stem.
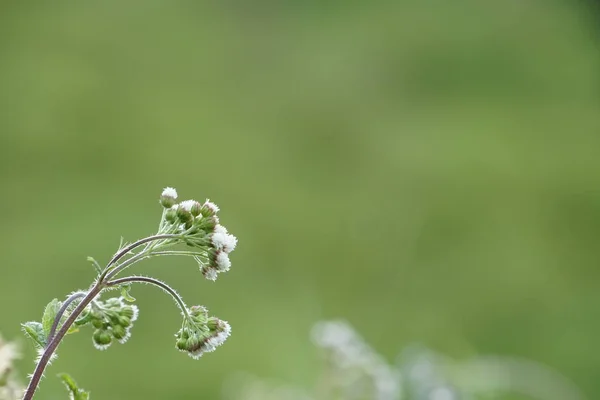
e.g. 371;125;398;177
104;252;151;281
100;234;182;280
22;283;104;400
106;276;190;318
24;234;190;399
107;234;181;267
47;291;86;344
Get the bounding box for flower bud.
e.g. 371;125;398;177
165;209;177;223
211;232;238;253
175;308;231;360
91;318;104;329
201;266;218;281
200;200;220;216
111;325;127;340
206;317;221;331
121;305;138;320
160;187;178;208
176;207;193;224
214;251;231;272
108;313;121;325
180;200;203;217
176;337;188;351
118;316;132;328
196;215;218;232
189;305;208;319
93;329;112;350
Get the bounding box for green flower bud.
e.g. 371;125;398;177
160;187;178;208
118;316;132;328
200;200;220;217
91;318;104;329
108;313;120;325
93;329;112;350
190;201;202;217
176;337;188;351
189;305;208;319
176;207;193;224
198;216;218;232
121;306;136;319
206;317;221;331
186;335;202;352
165;209;177;223
111;325;127;340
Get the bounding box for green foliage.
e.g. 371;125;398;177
21;322;46;349
42;299;61;339
120;285;136;303
58;373;90;400
86;257;102;275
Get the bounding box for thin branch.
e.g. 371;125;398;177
105;234;181;270
106;276;190;318
100;233;182;280
47;291;86;344
22;283;104;400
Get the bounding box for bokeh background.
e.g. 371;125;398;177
1;1;600;399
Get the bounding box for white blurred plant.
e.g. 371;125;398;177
223;373;315;400
311;321;401;400
225;320;587;400
0;335;23;400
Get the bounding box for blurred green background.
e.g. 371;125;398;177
1;0;599;399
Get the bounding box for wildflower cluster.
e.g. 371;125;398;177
19;187;239;400
159;188;238;281
175;305;231;359
77;297;140;350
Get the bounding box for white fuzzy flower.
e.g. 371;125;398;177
202;267;218;281
223;234;238;253
215;252;231;272
211;232;238;253
180;199;198;212
187;321;230;359
203;199;220;214
161;187;178;199
214;224;228;234
212;320;231;348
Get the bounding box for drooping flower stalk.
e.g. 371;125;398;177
21;187;239;400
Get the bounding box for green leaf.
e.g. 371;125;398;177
86;256;102;275
22;321;46;348
42;298;61;338
58;373;90;400
121;284;136;302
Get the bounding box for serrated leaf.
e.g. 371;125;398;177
42;298;61;338
22;321;46;348
58;373;90;400
86;256;102;275
120;284;136;302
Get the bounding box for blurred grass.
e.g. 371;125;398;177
0;0;599;399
